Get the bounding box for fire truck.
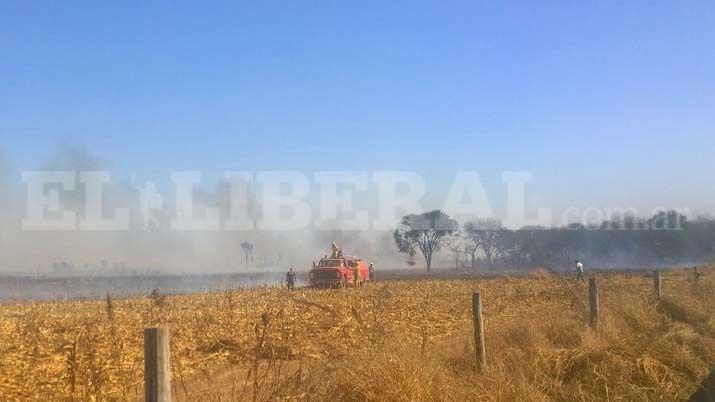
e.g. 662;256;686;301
308;254;369;288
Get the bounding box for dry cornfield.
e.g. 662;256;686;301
0;266;713;401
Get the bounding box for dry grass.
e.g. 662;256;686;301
0;266;713;401
295;267;715;402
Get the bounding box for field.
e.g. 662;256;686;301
1;266;713;401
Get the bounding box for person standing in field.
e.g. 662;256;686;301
353;262;361;288
575;259;584;281
286;267;296;290
368;262;375;282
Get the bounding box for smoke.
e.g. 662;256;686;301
0;151;16;252
0;146;403;274
6;145;708;276
0;146;199;272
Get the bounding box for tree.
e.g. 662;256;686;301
448;243;463;270
240;241;254;265
463;219;504;269
393;210;458;271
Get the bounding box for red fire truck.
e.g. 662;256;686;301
308;255;369;288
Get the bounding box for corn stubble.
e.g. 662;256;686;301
0;267;713;401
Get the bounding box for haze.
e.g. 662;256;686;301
1;2;714;273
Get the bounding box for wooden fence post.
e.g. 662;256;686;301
472;292;486;369
144;327;171;402
589;278;599;327
653;270;662;299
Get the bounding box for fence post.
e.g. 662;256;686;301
472;292;486;369
589;278;599;327
144;327;171;402
653;270;662;299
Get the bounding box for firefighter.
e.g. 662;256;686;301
331;241;340;258
368;262;375;282
575;259;584;281
353;262;361;288
286;267;296;290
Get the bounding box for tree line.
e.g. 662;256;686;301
393;210;715;271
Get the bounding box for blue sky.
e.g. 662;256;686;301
1;1;714;216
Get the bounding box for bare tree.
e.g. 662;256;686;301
464;219;504;269
240;241;254;265
447;235;464;270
